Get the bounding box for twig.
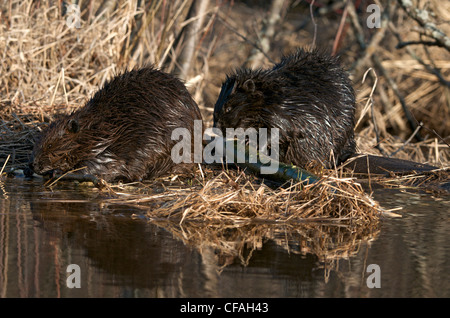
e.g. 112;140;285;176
397;0;450;52
389;22;450;88
350;0;391;79
355;68;378;130
245;0;285;68
390;123;422;157
395;40;444;49
309;0;317;48
216;15;275;65
372;54;423;141
170;0;209;79
331;0;350;56
0;154;10;175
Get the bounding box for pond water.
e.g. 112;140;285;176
0;176;449;298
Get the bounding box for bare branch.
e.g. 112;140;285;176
216;16;276;65
395;39;443;49
397;0;450;52
372;55;424;141
245;0;287;68
349;0;391;80
171;0;210;80
389;22;450;88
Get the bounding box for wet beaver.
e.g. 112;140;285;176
31;66;203;182
213;48;356;169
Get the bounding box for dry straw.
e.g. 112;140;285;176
150;217;381;270
98;166;391;226
0;1;449;231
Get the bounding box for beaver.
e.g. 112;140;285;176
31;66;203;182
213;48;356;169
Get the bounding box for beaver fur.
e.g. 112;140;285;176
31;66;203;182
213;48;356;168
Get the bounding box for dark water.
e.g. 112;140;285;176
0;177;449;298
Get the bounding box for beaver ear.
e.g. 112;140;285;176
242;79;255;93
67;119;79;134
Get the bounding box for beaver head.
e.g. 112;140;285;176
213;69;287;132
31;113;117;176
213;69;303;161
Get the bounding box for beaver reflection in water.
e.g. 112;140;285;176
31;66;203;182
213;48;356;169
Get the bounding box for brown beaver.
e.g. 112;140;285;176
213;48;356;169
31;66;203;182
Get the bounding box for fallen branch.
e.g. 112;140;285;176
397;0;450;52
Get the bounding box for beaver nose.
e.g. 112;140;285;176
31;159;43;173
31;159;50;175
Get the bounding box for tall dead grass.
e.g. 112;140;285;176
0;1;448;230
0;0;215;118
1;0;449;147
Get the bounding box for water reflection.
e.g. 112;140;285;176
0;177;449;297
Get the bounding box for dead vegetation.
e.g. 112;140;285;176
0;0;449;235
98;166;386;270
101;166;388;225
150;218;381;271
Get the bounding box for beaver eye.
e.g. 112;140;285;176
224;104;233;114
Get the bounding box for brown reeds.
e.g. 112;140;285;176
0;1;448;231
1;0;449;145
150;218;380;270
0;0;215;117
95;166;387;226
114;167;385;270
377;168;450;196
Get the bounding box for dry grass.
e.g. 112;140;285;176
0;1;449;233
356;125;450;167
101;167;386;225
150;218;380;270
0;0;213;116
102;166;386;268
376;168;450;196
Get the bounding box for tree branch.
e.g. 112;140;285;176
397;0;450;52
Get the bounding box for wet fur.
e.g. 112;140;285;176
213;48;356;168
32;66;203;182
